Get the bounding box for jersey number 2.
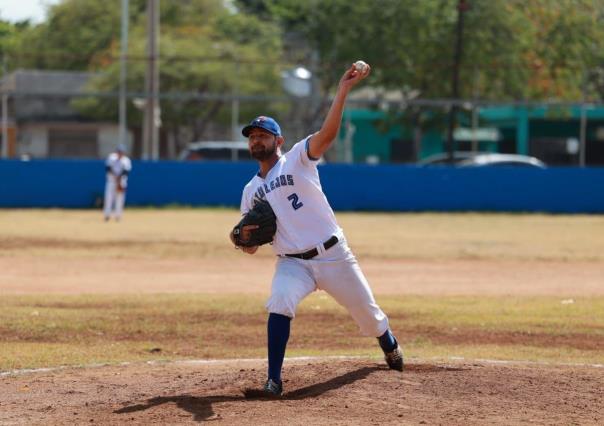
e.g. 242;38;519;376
287;193;303;210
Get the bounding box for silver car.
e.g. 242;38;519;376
457;153;546;168
419;152;546;168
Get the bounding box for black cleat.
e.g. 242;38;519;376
244;379;283;399
385;345;404;371
263;378;283;396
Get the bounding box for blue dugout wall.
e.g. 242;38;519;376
1;159;603;213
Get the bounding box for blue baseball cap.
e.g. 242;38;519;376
242;116;281;137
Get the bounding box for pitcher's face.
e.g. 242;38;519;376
248;128;279;161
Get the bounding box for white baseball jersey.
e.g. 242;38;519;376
105;153;132;187
104;153;132;221
240;136;343;255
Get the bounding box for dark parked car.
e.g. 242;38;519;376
418;152;478;166
178;141;251;161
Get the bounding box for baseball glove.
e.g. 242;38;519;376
232;199;277;247
116;176;126;192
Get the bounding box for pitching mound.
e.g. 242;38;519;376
2;358;602;425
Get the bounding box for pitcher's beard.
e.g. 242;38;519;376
251;142;276;161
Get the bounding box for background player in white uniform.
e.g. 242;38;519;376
103;144;132;222
231;62;403;397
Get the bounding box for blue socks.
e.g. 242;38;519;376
267;316;396;383
267;313;291;384
378;329;398;353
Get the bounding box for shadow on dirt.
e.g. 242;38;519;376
114;394;231;422
246;365;382;400
114;365;382;422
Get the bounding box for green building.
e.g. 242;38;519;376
341;105;604;165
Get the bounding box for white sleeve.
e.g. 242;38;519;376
124;157;132;172
240;183;254;215
239;196;248;215
290;134;320;168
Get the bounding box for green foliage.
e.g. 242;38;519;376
4;0;604;153
515;0;604;100
3;0;280;148
262;0;604;101
254;0;604;142
5;0;604;101
0;19;30;65
72;4;283;146
8;0;123;70
3;0;290;150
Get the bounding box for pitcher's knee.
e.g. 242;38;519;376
359;318;389;337
265;294;297;319
353;307;389;337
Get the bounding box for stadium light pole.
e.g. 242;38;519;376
118;0;129;152
446;0;469;164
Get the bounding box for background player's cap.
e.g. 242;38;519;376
242;116;281;137
116;144;127;153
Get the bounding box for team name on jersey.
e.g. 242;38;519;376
255;174;295;199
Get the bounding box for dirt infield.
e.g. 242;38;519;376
2;358;603;425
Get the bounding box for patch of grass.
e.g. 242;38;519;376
2;209;603;261
404;343;604;365
0;342;170;371
1;293;603;371
377;296;604;335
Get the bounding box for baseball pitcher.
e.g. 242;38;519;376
230;61;403;397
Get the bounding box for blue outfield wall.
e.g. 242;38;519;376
0;159;603;213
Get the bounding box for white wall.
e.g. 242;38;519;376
17;125;48;158
16;123;133;159
98;125;133;158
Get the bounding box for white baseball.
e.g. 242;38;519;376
354;60;368;73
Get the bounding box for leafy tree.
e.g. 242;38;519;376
8;0;127;70
0;20;30;68
260;0;604;101
253;0;604;159
7;0;604;159
73;1;284;155
516;0;604;100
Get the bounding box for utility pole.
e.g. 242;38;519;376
231;61;240;143
143;0;160;160
118;0;129;151
579;104;587;167
446;0;469;163
1;57;7;158
579;69;590;167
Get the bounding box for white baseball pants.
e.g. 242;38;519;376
266;237;390;337
103;180;126;220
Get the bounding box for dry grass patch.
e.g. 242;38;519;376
2;209;603;261
1;293;603;371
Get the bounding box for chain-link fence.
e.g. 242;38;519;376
2;69;604;166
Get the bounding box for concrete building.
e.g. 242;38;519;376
0;70;131;159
